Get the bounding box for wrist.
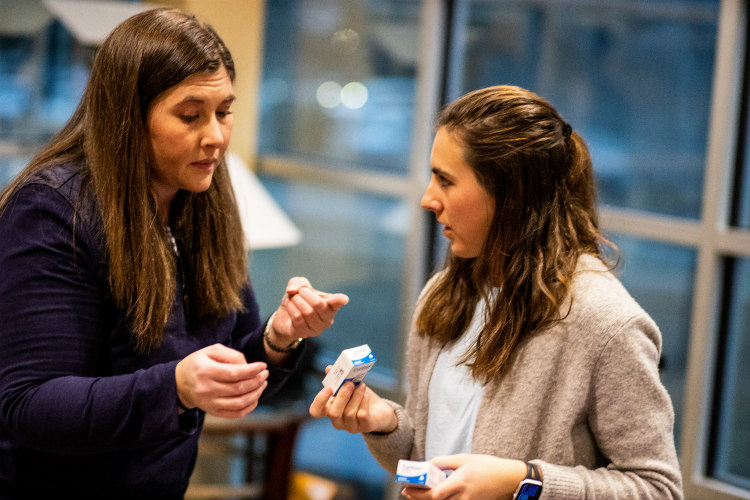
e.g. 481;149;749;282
371;402;399;434
177;395;193;413
264;311;303;353
512;462;543;500
175;361;195;412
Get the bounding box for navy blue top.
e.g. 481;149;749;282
0;163;299;499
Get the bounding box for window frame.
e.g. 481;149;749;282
679;2;750;498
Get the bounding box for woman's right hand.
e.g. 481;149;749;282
175;343;269;418
308;370;397;434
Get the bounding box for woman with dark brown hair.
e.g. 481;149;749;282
0;8;347;499
310;85;682;500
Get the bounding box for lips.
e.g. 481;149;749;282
192;159;216;169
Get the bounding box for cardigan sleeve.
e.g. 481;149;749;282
0;183;198;453
536;313;683;500
362;275;441;472
363;400;416;474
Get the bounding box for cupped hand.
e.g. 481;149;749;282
175;343;269;418
308;369;397;434
401;454;527;500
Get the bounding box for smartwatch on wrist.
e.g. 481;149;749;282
512;462;543;500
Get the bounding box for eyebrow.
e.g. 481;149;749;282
431;167;451;178
177;95;236;105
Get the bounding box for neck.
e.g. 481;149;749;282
151;185;176;224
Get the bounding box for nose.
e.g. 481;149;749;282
420;182;441;214
201;117;226;149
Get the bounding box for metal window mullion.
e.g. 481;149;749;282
395;0;449;399
256;155;412;197
716;228;750;255
598;206;750;255
681;1;749;499
599;206;703;247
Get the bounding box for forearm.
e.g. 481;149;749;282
2;362;194;453
534;460;682;500
363;401;416;474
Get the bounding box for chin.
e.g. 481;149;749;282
189;178;214;193
450;247;469;259
451;245;480;259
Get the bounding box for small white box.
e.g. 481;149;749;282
322;344;376;395
395;460;447;489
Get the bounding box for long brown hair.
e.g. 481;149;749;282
417;85;616;381
0;8;247;353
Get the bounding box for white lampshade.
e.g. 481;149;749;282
226;152;302;250
43;0;155;46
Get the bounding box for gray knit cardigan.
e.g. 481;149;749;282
364;254;683;499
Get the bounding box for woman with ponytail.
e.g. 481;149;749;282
310;85;682;500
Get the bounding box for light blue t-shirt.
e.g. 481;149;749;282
424;299;486;460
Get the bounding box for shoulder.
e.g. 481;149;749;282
22;162;87;204
2;161;102;248
13;162;99;223
569;254;651;324
559;253;661;355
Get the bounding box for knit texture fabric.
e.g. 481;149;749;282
364;254;683;499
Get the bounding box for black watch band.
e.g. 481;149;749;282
513;462;543;500
526;462;541;481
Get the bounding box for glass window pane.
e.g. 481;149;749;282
451;1;718;219
710;258;750;489
738;149;750;228
249;175;405;380
1;8;91;188
0;20;88;145
609;234;697;446
258;0;421;174
737;112;750;228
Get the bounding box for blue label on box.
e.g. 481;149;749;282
396;474;426;485
352;353;376;365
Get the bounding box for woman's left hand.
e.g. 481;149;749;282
270;276;349;345
401;454;528;500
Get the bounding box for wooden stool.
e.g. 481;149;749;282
185;407;307;500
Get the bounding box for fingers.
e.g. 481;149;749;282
401;487;436;500
284;289;339;336
286;280;350;313
309;386;334;417
204;342;248;365
285;277;312;295
276;279;349;341
311;381;371;433
193;362;269;401
326;292;350;312
177;345;271;417
203;356;268;385
287;287;329;329
430;454;469;471
210;378;269;418
402;470;457;500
